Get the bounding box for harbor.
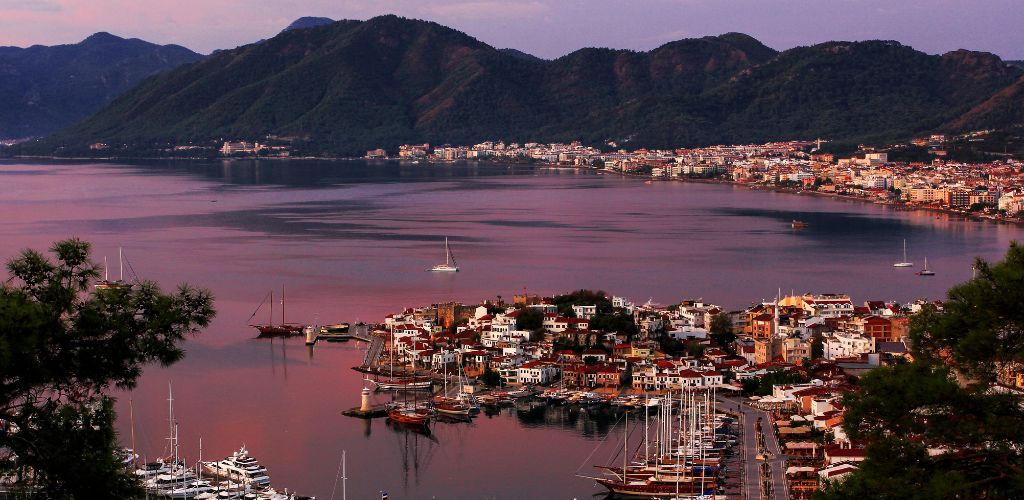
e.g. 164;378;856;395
4;159;1022;498
127;387;315;499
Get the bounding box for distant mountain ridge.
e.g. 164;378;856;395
283;17;335;32
21;15;1024;156
0;32;203;139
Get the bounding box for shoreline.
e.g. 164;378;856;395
6;155;1021;226
593;166;1024;227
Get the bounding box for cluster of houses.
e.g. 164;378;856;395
367;288;942;495
373;291;922;390
378;130;1024;220
219;140;290;157
374;294;749;394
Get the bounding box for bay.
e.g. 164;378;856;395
1;159;1020;498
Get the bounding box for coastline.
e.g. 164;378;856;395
6;154;1021;226
592;166;1024;227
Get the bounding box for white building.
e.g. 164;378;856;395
824;332;874;360
572;305;597;320
517;362;560;385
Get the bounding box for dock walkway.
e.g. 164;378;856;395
362;334;385;369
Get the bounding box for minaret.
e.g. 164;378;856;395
773;288;781;338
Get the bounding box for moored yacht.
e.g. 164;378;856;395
202;446;271;486
95;249;132;290
145;464;209;498
429;236;459;272
917;257;936;276
894;239;914;267
136;458;173;478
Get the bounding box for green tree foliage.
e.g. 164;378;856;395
911;243;1024;386
588;312;638;336
822;243;1024;498
480;366;502;387
741;370;807;397
819;437;972;499
811;333;825;359
515;307;544;332
709;314;735;351
552;289;612;316
0;239;215;497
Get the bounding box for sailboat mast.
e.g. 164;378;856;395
644;394;649;463
269;291;274;326
119;247;123;282
104;256;109;281
282;285;286;325
130;399;136;467
903;239;908;262
623;411;628;484
167;382;174;458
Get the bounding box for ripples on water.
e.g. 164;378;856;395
2;159;1022;498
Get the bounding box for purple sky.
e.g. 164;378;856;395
1;0;1022;59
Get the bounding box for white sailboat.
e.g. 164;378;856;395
429;237;459;272
96;247;131;289
893;239;914;268
917;257;936;276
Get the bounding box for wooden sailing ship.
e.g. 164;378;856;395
248;286;303;337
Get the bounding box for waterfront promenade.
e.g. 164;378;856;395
719;395;788;500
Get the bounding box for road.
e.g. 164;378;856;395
717;395;788;500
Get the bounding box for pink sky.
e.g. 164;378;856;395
0;0;1022;59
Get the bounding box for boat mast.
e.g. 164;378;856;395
167;382;174;461
119;247;123;282
282;285;286;325
129;399;136;467
903;239;908;262
445;237;450;266
269;290;274;326
644;393;649;463
623;410;628;484
104;256;109;282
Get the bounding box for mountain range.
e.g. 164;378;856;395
13;15;1024;156
0;33;202;139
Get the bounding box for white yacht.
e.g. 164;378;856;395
429;236;459;272
165;479;216;499
95;248;131;289
893;239;914;267
146;465;213;498
202;446;271;486
136;459;173;478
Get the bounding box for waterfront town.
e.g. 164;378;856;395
359;132;1024;222
157;128;1024;223
325;286;1010;498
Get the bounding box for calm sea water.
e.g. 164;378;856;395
2;159;1022;498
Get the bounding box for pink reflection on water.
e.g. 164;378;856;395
3;159;1023;497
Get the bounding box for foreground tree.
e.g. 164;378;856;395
0;239;215;497
821;243;1024;498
